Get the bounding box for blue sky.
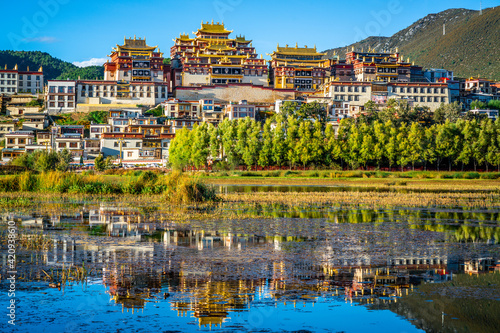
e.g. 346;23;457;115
0;0;497;66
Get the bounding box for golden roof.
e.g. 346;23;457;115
196;21;232;34
273;43;325;56
205;43;236;51
235;35;251;43
115;36;157;51
178;34;192;41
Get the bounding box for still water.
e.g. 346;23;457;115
1;190;499;332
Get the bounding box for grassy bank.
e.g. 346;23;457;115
0;171;218;203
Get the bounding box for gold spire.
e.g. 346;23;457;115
38;66;43;72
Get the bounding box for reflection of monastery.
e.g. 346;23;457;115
4;209;500;329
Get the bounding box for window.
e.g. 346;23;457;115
70;142;78;148
136;142;141;147
58;142;66;148
114;142;119;147
127;152;133;157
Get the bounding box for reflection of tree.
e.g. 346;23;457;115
385;273;500;333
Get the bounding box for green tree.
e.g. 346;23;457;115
456;119;477;170
310;121;324;166
385;121;398;171
347;123;362;169
242;120;261;169
168;127;192;170
208;123;221;161
272;115;287;167
407;122;423;170
286;117;300;169
372;120;386;169
56;149;73;171
296;120;313;169
422;125;437;170
258;119;273;168
190;123;210;169
474;120;491;171
94;154;106;172
220;119;239;167
470;100;487;110
396;123;411;171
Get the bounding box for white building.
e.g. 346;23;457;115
89;124;112;139
100;133;143;161
0;65;44;95
46;80;76;113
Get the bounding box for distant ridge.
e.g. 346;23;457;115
0;50;104;81
323;7;500;80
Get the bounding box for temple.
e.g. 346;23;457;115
328;47;424;83
170;21;268;87
268;43;329;91
104;36;169;83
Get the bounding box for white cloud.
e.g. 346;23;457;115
72;58;108;67
23;36;58;43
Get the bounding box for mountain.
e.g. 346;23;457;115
0;50;104;80
323;7;500;80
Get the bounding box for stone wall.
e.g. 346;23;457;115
175;84;295;104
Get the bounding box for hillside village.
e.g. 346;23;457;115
0;20;499;167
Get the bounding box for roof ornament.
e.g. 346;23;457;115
295;42;298;48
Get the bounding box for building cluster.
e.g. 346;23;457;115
1;21;499;162
1;108;175;164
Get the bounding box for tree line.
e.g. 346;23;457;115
169;103;500;172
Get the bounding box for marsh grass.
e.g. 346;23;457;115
0;171;219;203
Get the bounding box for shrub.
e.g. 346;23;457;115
464;172;480;179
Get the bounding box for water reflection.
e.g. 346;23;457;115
1;200;499;332
5;201;499;243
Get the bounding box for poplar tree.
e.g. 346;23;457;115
272;115;287;167
359;122;374;169
297;120;313;169
258;118;273;168
372;120;386;169
286;117;300;169
407;122;423;170
191;122;210;169
311;121;324;166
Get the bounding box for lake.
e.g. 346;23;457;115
1;185;499;332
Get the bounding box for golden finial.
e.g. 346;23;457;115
14;64;18;70
38;66;43;72
295;42;298;48
211;19;214;24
